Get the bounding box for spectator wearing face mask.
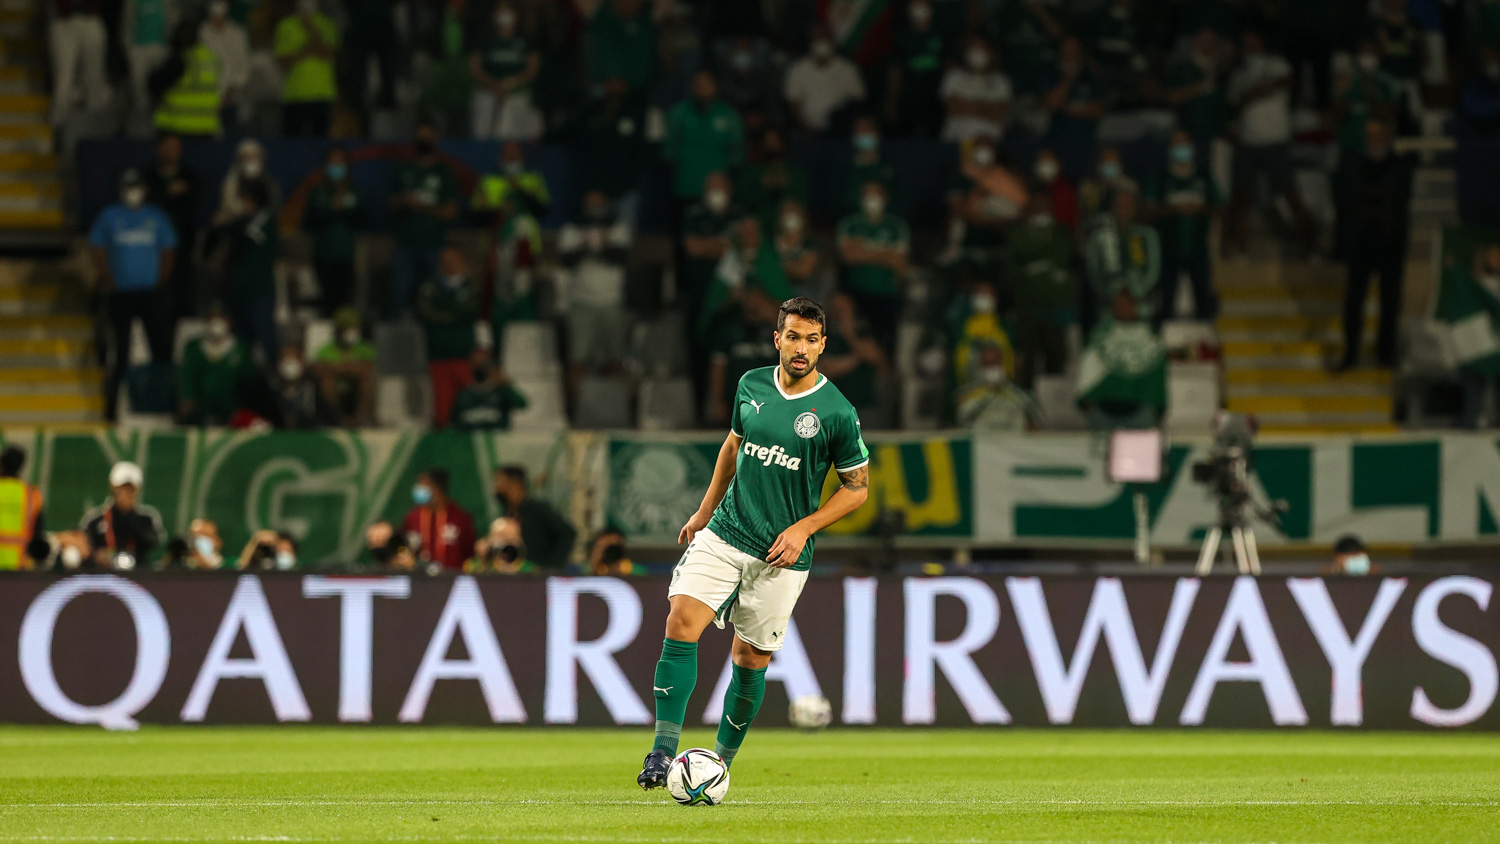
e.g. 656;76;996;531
1002;190;1077;389
471;142;550;327
1335;40;1402;161
178;303;255;426
680;171;742;361
388;122;459;319
213;178;279;365
418;247;484;428
1032;148;1078;233
313;307;376;427
90;169;178;422
701;217;794;354
452;348;528;431
1144;131;1219;323
839;116;904;218
1086;187;1160;323
271;345;329;429
784;24;866;135
215;139;281;224
303;146;364;315
274;0;340;137
885;0;948;138
234;529;300;571
714;36;780;127
181;518;225;570
736;127;808;235
1325;534;1377;575
837;181;910;352
558;190;632;406
951;280;1015;390
773;199;825;302
1167;29;1227;159
1335;119;1412;372
1042;37;1108;177
945;137;1025;266
666;70;745;208
957;341;1041;431
196;0;248;131
402;469;476;572
1078;146;1135;227
1459;47;1500;137
941;37;1012;142
469;0;543;141
1226;31;1320;259
81;462;164;571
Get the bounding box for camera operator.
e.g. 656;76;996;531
235;529;299;571
1191;411;1288;574
363;521;415;571
588;528;634;576
467;516;527;574
80;462;165;571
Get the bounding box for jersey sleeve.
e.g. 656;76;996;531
729;374;748;438
830;406;870;473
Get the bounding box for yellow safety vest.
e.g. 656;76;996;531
154;44;222;136
0;477;41;571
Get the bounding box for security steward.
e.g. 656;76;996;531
0;445;48;570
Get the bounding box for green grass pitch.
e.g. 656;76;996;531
0;727;1496;843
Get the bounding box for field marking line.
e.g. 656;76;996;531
3;798;1497;810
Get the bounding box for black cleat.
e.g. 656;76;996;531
638;749;672;790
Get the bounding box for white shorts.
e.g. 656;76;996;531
668;527;809;652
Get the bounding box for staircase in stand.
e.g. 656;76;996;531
0;0;65;246
0;258;100;425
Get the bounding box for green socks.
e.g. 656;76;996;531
714;663;767;768
651;638;698;755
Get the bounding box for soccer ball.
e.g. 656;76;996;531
787;694;833;731
665;748;730;806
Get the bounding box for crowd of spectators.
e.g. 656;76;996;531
63;0;1500;431
39;455;592;574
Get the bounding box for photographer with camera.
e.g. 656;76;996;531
235;529;299;571
362;521;415;571
80;462;165;571
467;516;528;574
1192;411;1289;575
588;528;634;577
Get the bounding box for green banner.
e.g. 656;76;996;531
0;430;570;565
604;434;973;542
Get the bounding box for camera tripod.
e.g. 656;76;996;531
1193;518;1262;575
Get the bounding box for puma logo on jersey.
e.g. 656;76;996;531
748;399;765;414
742;439;802;471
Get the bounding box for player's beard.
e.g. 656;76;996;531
781;352;817;385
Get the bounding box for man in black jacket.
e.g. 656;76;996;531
1336;119;1414;371
80;462;165;570
493;465;577;570
144;134;202;318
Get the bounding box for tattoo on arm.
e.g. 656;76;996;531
838;466;869;492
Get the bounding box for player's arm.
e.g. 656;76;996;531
766;464;869;568
677;430;742;545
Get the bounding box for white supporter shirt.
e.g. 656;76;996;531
199;20;251;94
559;221;631;308
783;55;866;132
1227;55;1292;146
940;68;1013;141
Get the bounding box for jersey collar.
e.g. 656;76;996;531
772;368;827;401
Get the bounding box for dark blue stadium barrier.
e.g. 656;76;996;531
1456;133;1500;229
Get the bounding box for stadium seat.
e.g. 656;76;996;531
374;321;427;376
574;375;633;429
509;376;567;431
1034;375;1089;431
1164;363;1220;435
303;319;333;360
637;376;695;430
502;321;562;378
374;375;432;429
631;313;688;377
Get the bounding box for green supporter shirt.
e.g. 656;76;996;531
474;34;532;83
1145;170;1219;261
1042;69;1108;148
1167;57;1225;143
1001;218;1078;314
1085;219;1161;315
586;2;657;91
896;28;947;90
711;319;779;409
222;210;278;302
681;202;742;305
837;213;910;298
132;0;168;46
841;156;903;217
417;280;481;362
452;381;529;430
390;161;458;250
665;100;744;199
304;182;362;265
824;332;880;411
707;367;870;571
996;2;1057;85
178;338;255;422
1339;72;1402;152
735;160;808;231
275;13;340;103
314;340;376;365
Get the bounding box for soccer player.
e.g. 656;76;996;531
638;296;871;789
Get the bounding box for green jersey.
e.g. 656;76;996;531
707;367;870;571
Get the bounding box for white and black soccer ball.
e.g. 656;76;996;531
787;694;833;731
665;747;730;806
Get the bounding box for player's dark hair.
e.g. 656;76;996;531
0;445;23;477
498;465;528;487
422;467;450;494
777;297;827;335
